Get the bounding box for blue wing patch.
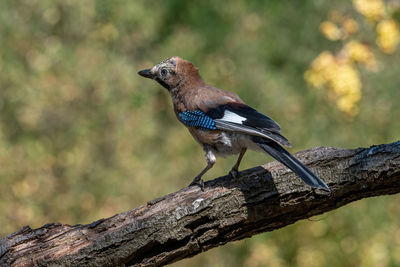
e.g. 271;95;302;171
178;109;217;130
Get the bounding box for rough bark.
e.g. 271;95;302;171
1;141;399;267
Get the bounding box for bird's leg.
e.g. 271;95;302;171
189;147;216;190
229;148;247;178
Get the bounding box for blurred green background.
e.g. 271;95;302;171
0;0;399;266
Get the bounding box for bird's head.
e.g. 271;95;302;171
138;56;203;90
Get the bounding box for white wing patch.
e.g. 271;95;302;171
221;110;247;124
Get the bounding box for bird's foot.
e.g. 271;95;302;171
229;169;239;179
189;177;205;191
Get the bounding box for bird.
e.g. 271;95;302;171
138;56;330;192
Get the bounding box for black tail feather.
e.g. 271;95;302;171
252;136;330;192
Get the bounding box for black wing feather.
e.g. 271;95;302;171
206;104;281;132
206;104;291;147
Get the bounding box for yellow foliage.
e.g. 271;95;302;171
353;0;386;21
329;63;362;116
319;21;341;41
305;51;336;88
343;18;359;35
345;41;377;70
376;19;400;54
309;0;400;117
305;52;362;117
320;17;359;41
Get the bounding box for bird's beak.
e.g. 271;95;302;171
138;69;153;79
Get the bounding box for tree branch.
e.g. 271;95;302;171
1;142;399;266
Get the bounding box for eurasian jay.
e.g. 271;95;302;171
138;57;330;192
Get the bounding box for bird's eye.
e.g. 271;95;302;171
160;68;167;77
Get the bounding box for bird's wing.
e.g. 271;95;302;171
206;103;281;131
206;103;291;147
180;87;291;146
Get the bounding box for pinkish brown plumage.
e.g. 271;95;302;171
138;57;330;191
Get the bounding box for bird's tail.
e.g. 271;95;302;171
252;136;330;192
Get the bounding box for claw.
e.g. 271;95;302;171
189;177;205;191
229;169;238;178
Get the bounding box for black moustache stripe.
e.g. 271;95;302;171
155;78;170;90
